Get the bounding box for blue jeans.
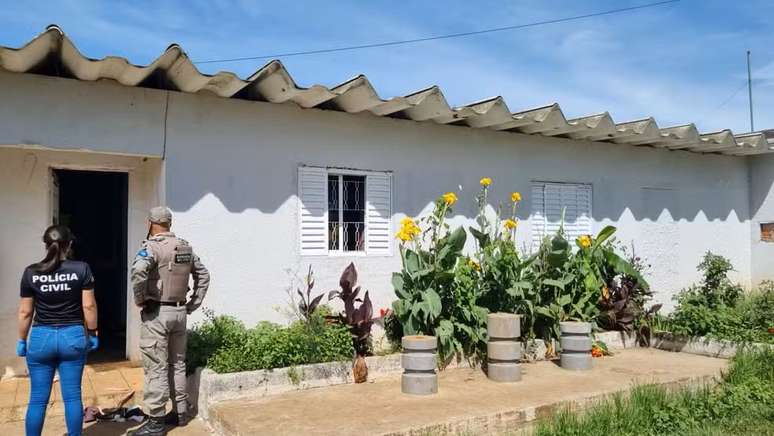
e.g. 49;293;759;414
25;325;87;436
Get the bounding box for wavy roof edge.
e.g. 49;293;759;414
1;25;771;156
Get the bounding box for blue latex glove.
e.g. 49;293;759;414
16;340;27;357
88;336;99;353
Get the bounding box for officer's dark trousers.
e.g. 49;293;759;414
140;305;188;417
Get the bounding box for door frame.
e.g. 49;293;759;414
48;157;163;361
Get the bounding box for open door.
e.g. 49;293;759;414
55;169;129;362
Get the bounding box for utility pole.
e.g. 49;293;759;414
747;50;754;132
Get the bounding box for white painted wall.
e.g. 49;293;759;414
0;71;166;156
0;72;766;375
0;147;162;376
749;153;774;285
162;91;752;320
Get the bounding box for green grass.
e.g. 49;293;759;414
533;347;774;436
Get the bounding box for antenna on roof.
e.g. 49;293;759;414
747;50;755;132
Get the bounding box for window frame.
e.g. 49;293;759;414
327;172;367;256
298;165;393;258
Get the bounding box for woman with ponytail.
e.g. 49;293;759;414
17;225;99;436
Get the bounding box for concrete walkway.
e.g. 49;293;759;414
0;360;215;434
209;348;727;436
0;416;214;435
0;361;145;423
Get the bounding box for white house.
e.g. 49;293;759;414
2;26;774;377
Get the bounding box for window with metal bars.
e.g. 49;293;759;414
328;174;366;252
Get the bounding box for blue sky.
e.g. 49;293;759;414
1;0;772;133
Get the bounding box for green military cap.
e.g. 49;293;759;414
148;206;173;224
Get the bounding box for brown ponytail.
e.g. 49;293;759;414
32;225;74;273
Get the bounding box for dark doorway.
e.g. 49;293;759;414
55;169;128;362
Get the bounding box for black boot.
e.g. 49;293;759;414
164;411;190;427
128;416;167;436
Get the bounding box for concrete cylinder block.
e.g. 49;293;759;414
401;352;436;371
560;321;592;335
559;321;593;371
402;335;438;351
486;313;523;383
560;352;593;370
560;336;592;352
401;335;438;395
487;362;522;382
401;372;438;395
487;341;522;361
487;313;521;339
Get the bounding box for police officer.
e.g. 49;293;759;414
129;207;210;436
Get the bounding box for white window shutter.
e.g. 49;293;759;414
365;172;392;256
298;166;328;256
530;182;592;247
530;183;547;247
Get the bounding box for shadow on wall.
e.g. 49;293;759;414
160;95;754;224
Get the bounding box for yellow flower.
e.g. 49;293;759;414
396;229;411;242
511;192;522;202
396;217;421;242
578;235;592;249
442;192;458;206
503;219;518;230
467;259;481;272
479;177;492;187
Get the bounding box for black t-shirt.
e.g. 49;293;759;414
20;260;95;326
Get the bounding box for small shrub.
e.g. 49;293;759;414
665;253;773;344
186;309;354;374
186;309;249;374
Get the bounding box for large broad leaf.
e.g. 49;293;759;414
423;288;443;319
604;250;650;289
505;286;524;298
392;273;405;293
437;319;454;340
591;225;617;253
543;279;566;290
535;306;554;319
583;274;599;293
469;227;490;249
447;227;467;252
392;299;406;317
506;281;533;298
308;294;324;314
404;249;421;275
339;263;357;294
556;294;572;307
403;315;418;335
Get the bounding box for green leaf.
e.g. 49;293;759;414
404;249;420;274
423;288;443;318
447;227;467;252
403;316;418;335
392;299;405;317
557;294;571;307
505;286;524;298
535;306;554;319
391;273;405;292
591;225;617;252
437;319;454;339
543;279;566;290
469;227;490;248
